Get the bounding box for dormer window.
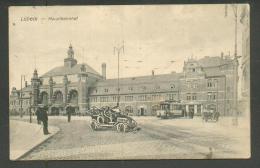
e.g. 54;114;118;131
104;88;108;93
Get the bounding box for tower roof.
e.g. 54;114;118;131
40;63;101;78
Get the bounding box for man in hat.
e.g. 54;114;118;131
67;106;72;122
35;106;41;124
41;105;50;135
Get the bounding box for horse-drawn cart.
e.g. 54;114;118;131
202;104;220;122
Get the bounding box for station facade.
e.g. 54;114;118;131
9;45;239;116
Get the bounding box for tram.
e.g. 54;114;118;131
156;100;184;119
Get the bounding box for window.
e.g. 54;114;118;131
207;92;217;100
207;80;212;87
112;96;117;102
128;87;133;91
138;95;147;101
186;93;191;100
100;96;109;102
186;81;191;88
104;88;109;93
125;96;133;101
168;94;175;100
192;94;197;100
91;97;98;102
207;79;217;88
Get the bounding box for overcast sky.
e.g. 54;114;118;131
9;4;247;91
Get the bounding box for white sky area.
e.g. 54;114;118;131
9;5;247;94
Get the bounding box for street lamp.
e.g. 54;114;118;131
228;4;242;126
20;74;26;118
114;41;125;107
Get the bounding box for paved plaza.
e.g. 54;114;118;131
10;115;250;160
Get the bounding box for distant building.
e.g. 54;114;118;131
9;45;239;116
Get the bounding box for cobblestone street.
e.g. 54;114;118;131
11;116;249;160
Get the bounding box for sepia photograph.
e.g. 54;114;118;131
9;4;250;160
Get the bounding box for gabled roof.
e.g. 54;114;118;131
198;56;233;68
41;63;101;78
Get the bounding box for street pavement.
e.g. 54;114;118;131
11;115;250;160
10;120;60;160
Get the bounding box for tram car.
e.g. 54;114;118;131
156;100;184;119
88;106;139;133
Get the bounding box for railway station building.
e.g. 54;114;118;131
9;45;239;116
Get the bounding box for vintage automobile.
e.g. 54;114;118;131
202;104;220;122
88;106;139;133
156;100;184;119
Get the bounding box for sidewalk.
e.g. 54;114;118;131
10;120;60;160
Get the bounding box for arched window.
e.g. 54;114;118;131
53;91;63;104
68;90;78;104
40;92;48;105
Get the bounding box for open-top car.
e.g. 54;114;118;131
88;106;139;133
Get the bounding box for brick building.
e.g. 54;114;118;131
9;45;238;116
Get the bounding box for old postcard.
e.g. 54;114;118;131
9;4;250;160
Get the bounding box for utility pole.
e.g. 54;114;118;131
20;75;25;118
232;5;241;126
226;4;241;126
114;41;124;107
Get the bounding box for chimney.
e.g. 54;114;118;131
152;70;155;76
102;63;106;80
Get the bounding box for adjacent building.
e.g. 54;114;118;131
9;45;239;116
239;5;250;117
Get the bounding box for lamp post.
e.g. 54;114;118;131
20;75;25;118
114;42;124;107
229;4;242;126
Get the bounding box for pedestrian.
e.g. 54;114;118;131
35;107;41;124
191;110;194;119
41;105;50;135
67;106;71;122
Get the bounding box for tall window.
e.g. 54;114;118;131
207;92;217;100
54;91;63;104
192;93;197;100
186;93;191;100
125;96;133;101
207;79;218;88
138;95;147;101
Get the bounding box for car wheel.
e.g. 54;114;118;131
117;123;125;133
90;121;98;131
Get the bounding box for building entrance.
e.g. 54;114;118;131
51;107;60;115
140;108;145;116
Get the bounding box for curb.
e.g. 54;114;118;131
15;126;60;160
